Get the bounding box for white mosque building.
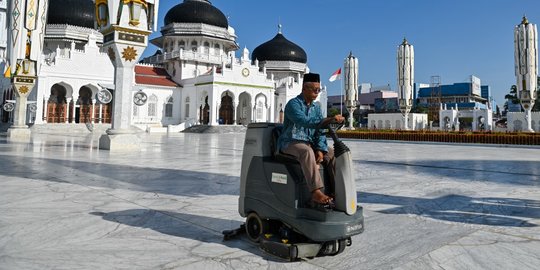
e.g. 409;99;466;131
0;0;325;131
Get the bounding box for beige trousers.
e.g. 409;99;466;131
282;141;335;192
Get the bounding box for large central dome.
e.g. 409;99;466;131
252;33;307;64
47;0;95;29
164;0;228;28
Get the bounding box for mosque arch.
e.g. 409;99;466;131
513;120;523;132
254;94;267;123
199;92;210;125
237;92;252;125
385;120;391;129
179;40;185;50
219;91;234;125
395;120;402;130
165;96;174;118
203;41;210;54
191;41;198;52
377;120;383;129
75;85;93;123
47;83;71;123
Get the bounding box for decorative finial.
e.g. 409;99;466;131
402;37;408;45
522;15;529;25
348;51;353;58
278;23;282;34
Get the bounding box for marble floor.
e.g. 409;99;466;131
0;132;539;270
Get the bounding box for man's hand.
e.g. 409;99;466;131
315;150;324;164
334;114;345;123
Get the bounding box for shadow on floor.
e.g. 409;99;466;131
358;191;539;227
0;154;240;197
91;209;284;262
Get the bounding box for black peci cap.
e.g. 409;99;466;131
303;73;320;84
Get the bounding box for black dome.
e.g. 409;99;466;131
47;0;95;29
252;33;307;63
164;0;228;28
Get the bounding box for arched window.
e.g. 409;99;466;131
165;97;173;117
214;44;220;55
255;95;266;122
148;95;158;117
185;96;190;118
163;41;168;52
203;42;210;54
191;41;198;52
179;40;185;50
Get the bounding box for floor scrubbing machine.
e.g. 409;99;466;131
224;122;364;261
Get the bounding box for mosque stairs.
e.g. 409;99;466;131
29;123;111;134
182;125;246;134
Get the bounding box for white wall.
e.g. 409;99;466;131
507;112;540;132
368;113;428;130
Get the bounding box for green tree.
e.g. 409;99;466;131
328;108;340;117
504;85;520;112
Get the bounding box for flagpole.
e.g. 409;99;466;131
340;76;343;115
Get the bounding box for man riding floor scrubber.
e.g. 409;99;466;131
223;122;364;261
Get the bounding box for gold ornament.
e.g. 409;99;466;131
122;46;138;62
19;86;30;94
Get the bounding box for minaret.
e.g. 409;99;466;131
397;38;414;130
344;52;358;129
514;16;538;132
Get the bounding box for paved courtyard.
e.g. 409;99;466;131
0;131;539;270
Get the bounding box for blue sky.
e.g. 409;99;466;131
144;0;540;107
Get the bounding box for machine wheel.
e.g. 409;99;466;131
245;212;266;243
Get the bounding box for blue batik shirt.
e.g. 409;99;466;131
277;94;328;153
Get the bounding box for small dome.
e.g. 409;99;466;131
252;33;307;63
164;0;228;28
47;0;95;29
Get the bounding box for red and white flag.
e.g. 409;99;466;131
329;68;341;82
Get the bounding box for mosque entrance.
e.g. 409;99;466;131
237;92;252;125
47;84;68;123
219;92;234;124
76;86;93;123
200;96;210;125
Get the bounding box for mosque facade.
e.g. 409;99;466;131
0;0;324;130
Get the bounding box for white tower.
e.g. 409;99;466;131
5;0;49;141
344;52;358;129
397;38;414;130
514;16;538;133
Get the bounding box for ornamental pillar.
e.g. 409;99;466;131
96;0;160;150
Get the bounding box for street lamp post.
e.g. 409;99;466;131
96;0;160;150
344;52;358;129
397;38;414;130
514;16;538;133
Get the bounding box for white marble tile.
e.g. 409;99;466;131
0;132;539;269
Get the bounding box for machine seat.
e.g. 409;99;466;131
271;126;299;164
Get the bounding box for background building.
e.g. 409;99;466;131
1;0;324;131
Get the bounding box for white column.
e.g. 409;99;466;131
99;104;103;124
42;96;49;123
65;98;72;123
91;99;96;123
